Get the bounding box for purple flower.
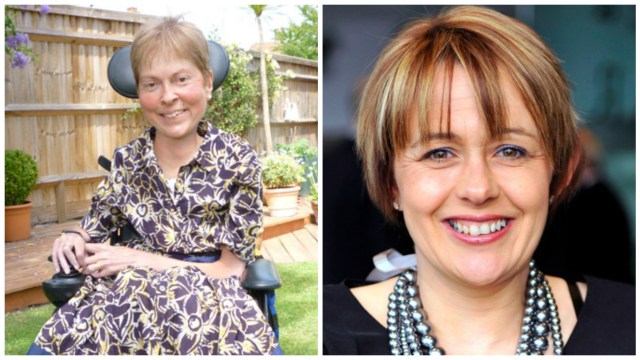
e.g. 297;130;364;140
6;33;30;49
39;5;51;15
6;36;20;49
11;51;30;68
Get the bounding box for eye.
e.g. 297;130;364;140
496;145;526;159
177;75;191;84
141;81;157;91
423;148;454;162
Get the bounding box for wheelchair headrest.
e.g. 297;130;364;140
107;40;230;99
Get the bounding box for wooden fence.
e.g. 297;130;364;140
5;5;318;225
246;52;318;152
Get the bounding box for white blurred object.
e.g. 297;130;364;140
284;99;300;121
366;249;416;282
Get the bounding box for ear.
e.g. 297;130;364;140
206;69;214;93
390;176;400;210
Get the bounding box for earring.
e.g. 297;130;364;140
549;195;555;204
393;201;400;211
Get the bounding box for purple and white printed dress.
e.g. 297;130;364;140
35;121;279;355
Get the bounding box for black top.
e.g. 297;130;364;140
322;138;414;285
323;276;635;355
535;181;634;284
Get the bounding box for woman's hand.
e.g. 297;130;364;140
83;243;150;278
52;229;89;274
81;244;246;279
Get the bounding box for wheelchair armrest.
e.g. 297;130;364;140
241;258;282;291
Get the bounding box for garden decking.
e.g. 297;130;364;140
5;200;318;312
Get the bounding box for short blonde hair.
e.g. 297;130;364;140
131;17;212;87
356;6;583;222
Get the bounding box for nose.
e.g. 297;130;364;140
455;155;499;205
160;84;178;104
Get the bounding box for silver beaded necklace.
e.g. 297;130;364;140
387;260;564;355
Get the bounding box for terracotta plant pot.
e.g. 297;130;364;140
5;201;33;241
264;186;300;217
311;200;318;224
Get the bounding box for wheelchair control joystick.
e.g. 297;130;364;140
42;255;85;308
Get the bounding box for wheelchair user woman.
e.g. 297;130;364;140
28;16;280;355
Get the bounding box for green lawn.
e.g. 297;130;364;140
274;261;318;355
5;261;318;355
4;303;55;355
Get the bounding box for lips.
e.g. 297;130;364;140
444;216;512;245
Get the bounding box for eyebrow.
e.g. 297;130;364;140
409;132;459;149
498;128;538;139
408;127;537;148
139;68;194;79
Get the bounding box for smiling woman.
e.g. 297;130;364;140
394;66;553;287
26;17;280;355
323;5;635;355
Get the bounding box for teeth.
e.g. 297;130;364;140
449;219;508;236
164;110;185;118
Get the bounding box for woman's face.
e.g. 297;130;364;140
393;65;552;287
138;53;212;142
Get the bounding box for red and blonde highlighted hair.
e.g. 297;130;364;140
356;6;583;222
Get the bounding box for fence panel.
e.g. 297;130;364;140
5;5;154;223
247;52;318;152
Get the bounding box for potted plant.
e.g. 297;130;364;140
5;149;39;241
261;152;305;217
275;139;318;197
308;161;318;223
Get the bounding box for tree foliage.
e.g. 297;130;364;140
206;44;258;136
249;5;267;18
205;44;284;136
274;5;318;60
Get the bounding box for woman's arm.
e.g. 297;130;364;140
54;149;126;273
80;149;127;243
213;143;264;262
83;243;245;279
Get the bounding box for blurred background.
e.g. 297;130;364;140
323;5;635;284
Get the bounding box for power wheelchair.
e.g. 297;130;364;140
41;40;282;338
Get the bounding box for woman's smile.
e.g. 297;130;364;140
444;217;513;245
160;109;187;120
